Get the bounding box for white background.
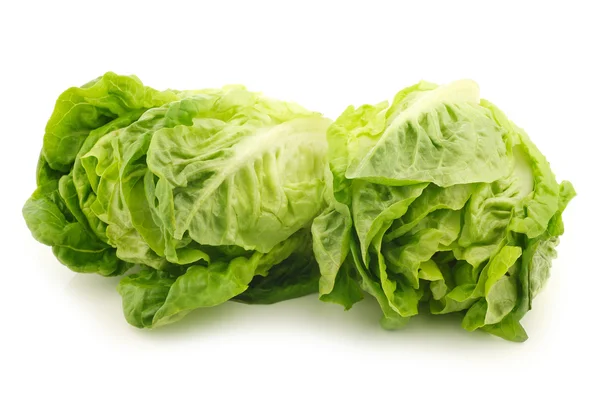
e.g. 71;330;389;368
1;1;598;398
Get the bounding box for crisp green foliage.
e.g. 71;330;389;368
24;73;331;328
311;80;574;341
25;74;573;339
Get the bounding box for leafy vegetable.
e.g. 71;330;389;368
24;72;331;328
312;80;574;341
24;74;573;339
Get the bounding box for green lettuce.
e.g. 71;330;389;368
24;72;330;328
312;80;574;341
24;74;573;339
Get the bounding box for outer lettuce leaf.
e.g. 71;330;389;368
23;73;178;275
148;114;329;253
312;204;351;290
344;80;512;187
23;153;129;276
351;237;410;329
311;156;363;308
484;100;561;238
234;250;320;305
352;180;427;265
118;231;311;328
373;224;422;317
43;72;179;172
529;181;576;297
